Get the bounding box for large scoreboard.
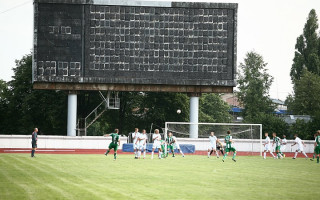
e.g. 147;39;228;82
33;0;237;93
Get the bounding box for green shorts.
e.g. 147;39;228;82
275;146;281;152
167;145;174;151
315;146;320;154
108;143;118;151
225;147;236;152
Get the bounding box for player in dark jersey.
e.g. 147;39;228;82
104;129;120;161
31;128;38;157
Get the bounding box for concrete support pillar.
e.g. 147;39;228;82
189;93;200;138
67;92;77;136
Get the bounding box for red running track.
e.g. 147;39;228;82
0;148;314;157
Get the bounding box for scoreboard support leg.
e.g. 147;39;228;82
67;92;77;136
189;94;200;138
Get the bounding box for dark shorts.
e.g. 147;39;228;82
315;146;320;154
108;143;118;151
32;141;37;148
225;147;236;152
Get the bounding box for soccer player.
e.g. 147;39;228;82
310;132;318;161
132;128;140;159
263;132;275;159
314;131;320;163
104;129;120;161
272;132;283;159
151;129;162;159
222;130;236;162
137;129;147;159
207;132;222;158
31;128;38;157
280;135;287;157
216;142;224;156
166;132;185;157
291;134;308;159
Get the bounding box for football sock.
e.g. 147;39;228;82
114;153;117;159
232;152;236;159
134;151;137;157
220;150;224;155
106;150;110;155
294;152;298;158
270;151;275;158
31;150;34;157
159;152;162;158
181;150;184;156
302;152;308;158
223;153;227;160
210;150;213;155
207;152;210;157
143;151;146;158
215;151;219;157
317;156;319;163
151;151;154;158
264;152;266;159
313;153;315;159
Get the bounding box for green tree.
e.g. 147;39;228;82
237;51;274;122
1;55;68;135
199;93;232;123
288;70;320;116
291;9;320;81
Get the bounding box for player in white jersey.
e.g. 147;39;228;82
137;129;147;159
207;132;223;158
132;128;140;159
291;134;308;159
280;135;287;157
151;129;162;159
263;132;276;159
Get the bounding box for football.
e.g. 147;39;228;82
177;109;181;114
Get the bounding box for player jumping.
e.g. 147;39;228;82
208;132;223;158
291;134;308;159
151;129;162;159
166;132;185;157
222;130;236;162
263;132;276;159
272;132;283;159
104;129;120;161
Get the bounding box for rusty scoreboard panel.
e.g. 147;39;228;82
33;0;237;93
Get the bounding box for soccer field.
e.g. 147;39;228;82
0;154;319;200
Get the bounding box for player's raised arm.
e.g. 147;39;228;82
103;133;110;137
291;141;297;147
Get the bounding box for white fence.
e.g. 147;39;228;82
0;135;316;153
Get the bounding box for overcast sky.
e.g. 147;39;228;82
1;0;320;100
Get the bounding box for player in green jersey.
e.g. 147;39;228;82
166;132;175;157
222;130;236;162
314;131;320;163
310;132;318;161
272;132;283;159
104;129;120;161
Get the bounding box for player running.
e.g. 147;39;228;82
222;130;236;162
132;128;140;159
314;131;320;163
291;134;308;159
104;129;120;161
272;132;283;159
207;132;223;158
31;128;38;158
166;132;185;157
280;135;287;157
263;132;276;159
137;129;148;159
151;129;162;159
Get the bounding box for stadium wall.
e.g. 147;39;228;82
0;135;316;153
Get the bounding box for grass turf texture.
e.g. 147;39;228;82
0;154;319;200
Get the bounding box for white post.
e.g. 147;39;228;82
189;94;199;138
67;92;77;136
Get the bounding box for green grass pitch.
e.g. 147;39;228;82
0;153;319;200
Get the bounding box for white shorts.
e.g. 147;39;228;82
152;142;161;149
208;144;217;150
133;142;139;149
264;144;270;151
138;143;146;150
296;146;304;152
173;143;180;150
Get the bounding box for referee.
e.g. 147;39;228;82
31;128;38;157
